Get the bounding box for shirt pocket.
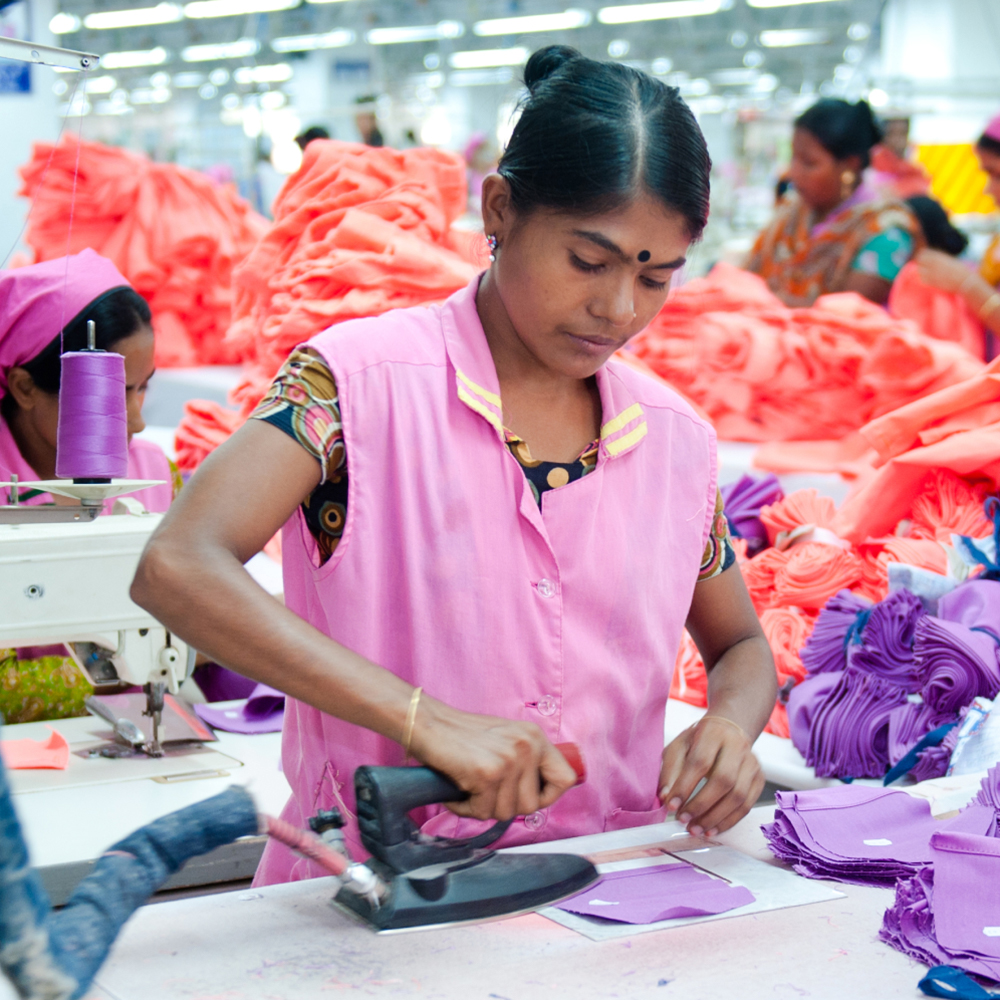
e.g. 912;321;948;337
603;805;667;833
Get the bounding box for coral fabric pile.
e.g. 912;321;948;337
18;137;268;367
174;139;481;469
629;263;984;443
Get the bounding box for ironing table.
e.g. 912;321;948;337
4;713;290;904
44;804;923;1000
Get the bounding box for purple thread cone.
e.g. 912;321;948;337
56;351;128;480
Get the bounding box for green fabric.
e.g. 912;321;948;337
0;648;93;725
851;226;914;282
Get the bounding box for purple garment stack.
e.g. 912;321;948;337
881;771;1000;982
799;590;873;676
719;472;783;555
762;784;996;887
788;581;1000;781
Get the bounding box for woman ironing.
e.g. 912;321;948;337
134;46;777;881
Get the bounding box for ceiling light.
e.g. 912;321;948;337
271;29;355;52
209;67;230;84
182;39;260;61
473;9;591;36
52;79;69;95
424;53;440;69
848;22;871;41
868;87;888;107
150;71;171;87
759;29;828;47
598;0;722;25
130;86;171;104
743;50;764;67
184;0;297;18
754;73;778;91
729;29;747;47
448;67;514;87
712;67;758;85
747;0;840;7
366;22;464;44
651;56;672;74
199;82;217;98
101;47;169;69
449;47;528;69
833;63;852;80
259;90;286;109
234;62;292;83
59;97;91;117
49;12;82;33
172;71;205;87
84;75;117;93
84;4;182;30
680;77;710;96
607;38;629;57
221;92;241;109
843;45;862;63
95;100;133;115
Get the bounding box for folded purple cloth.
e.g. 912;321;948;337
787;671;844;759
938;580;1000;641
720;473;783;555
849;590;926;692
194;684;285;735
556;862;755;924
800;590;873;677
916;617;1000;715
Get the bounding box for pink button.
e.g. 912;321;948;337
536;696;557;717
536;578;556;598
524;811;547;831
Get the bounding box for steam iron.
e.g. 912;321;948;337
332;763;599;932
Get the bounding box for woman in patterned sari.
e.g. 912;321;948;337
747;99;922;306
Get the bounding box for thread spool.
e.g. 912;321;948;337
55;320;128;483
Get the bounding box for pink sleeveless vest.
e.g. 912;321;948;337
254;277;718;884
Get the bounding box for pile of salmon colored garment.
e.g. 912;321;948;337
174;139;482;470
669;469;994;738
18;137;268;367
629;263;984;442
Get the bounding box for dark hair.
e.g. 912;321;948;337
905;196;969;257
795;98;883;169
497;45;712;239
14;286;151;395
295;125;330;150
977;133;1000;158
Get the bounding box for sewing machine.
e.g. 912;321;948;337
0;480;193;754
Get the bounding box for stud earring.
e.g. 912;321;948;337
486;233;498;262
840;170;857;201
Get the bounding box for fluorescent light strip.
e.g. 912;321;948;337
712;68;758;85
473;9;591;36
49;12;82;33
172;71;206;86
366;21;464;45
271;29;355;51
747;0;841;7
84;75;117;93
101;47;169;69
449;67;514;86
182;39;260;60
759;28;828;46
449;47;528;69
598;0;721;24
233;62;292;83
184;0;297;18
84;4;183;30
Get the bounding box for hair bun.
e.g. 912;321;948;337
523;45;581;92
854;100;883;145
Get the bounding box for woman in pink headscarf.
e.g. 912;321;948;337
915;113;1000;350
0;248;178;724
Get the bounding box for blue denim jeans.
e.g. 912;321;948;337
0;730;259;1000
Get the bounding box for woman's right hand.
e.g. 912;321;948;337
408;697;578;822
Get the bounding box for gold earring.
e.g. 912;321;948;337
841;170;857;200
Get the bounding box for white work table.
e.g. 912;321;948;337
5;713;290;903
62;804;927;1000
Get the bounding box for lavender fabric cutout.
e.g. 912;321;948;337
719;473;783;556
195;683;285;735
556;862;755;924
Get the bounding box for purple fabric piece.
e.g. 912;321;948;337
555;862;755;924
800;591;872;677
916;617;1000;715
887;701;954;767
849;590;927;692
194;684;285;735
719;473;784;555
937;580;1000;642
193;664;257;703
787;671;844;758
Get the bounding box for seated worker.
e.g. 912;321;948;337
747;98;923;306
915;112;1000;351
133;45;777;881
0;249;179;724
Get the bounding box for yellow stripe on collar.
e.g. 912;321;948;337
456;369;502;409
601;402;643;439
604;421;648;456
457;384;504;433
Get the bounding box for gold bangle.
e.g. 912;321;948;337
700;715;751;744
980;292;1000;322
402;686;423;760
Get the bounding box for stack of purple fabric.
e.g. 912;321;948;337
881;767;1000;982
719;473;783;556
788;580;1000;781
763;779;999;887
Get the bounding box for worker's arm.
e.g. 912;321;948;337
658;564;774;836
131;419;576;821
916;248;1000;340
842;269;893;305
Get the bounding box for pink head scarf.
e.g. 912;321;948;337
0;248;130;400
983;112;1000;144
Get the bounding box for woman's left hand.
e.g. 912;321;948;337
915;248;974;294
658;715;765;837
